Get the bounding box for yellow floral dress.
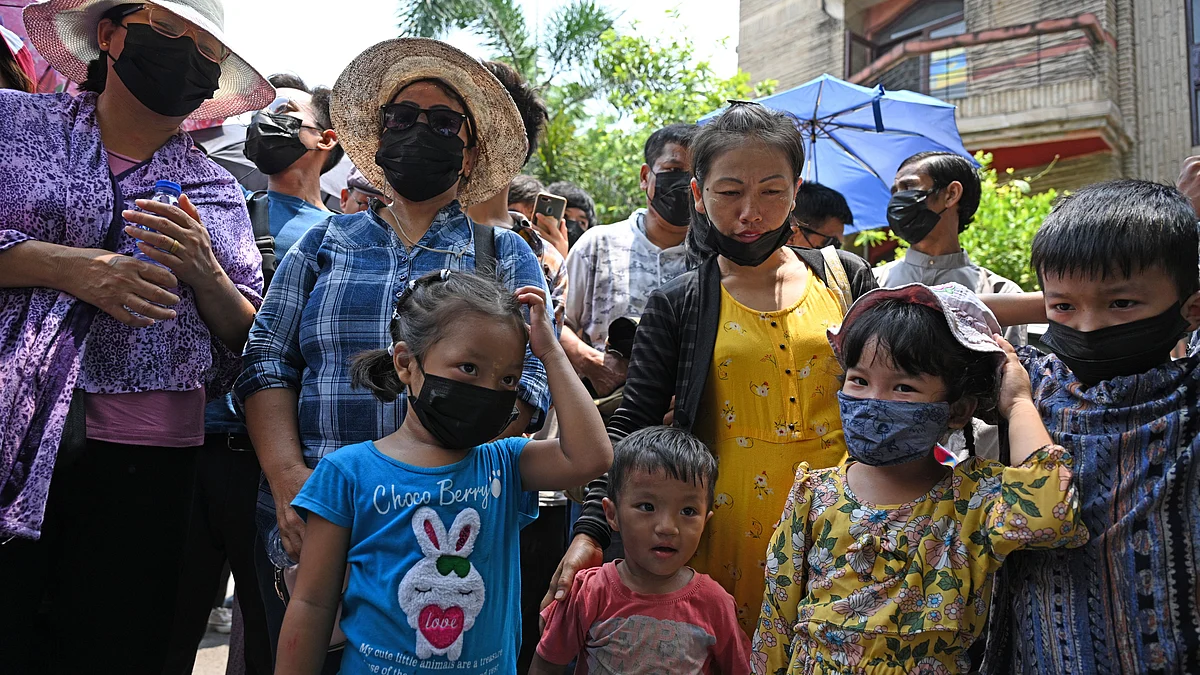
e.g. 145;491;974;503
753;447;1089;675
694;274;848;635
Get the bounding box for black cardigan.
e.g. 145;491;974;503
573;247;879;548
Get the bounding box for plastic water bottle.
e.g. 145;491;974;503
128;180;182;323
133;180;182;267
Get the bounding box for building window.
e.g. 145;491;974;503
848;0;967;99
1188;0;1200;145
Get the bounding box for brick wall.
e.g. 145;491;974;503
736;0;1196;190
738;0;846;88
1125;0;1194;183
1008;150;1125;192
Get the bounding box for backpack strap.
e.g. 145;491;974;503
247;191;278;291
820;245;853;316
472;221;497;280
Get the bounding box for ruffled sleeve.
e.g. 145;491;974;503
753;462;817;675
985;445;1088;560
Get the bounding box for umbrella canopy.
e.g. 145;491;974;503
699;74;976;234
190;122;353;212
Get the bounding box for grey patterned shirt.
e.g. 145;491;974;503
564;209;689;349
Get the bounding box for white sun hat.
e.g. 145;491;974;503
23;0;274;120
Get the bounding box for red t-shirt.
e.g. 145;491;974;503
537;562;750;674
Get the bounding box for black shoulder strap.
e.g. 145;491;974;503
247;190;271;240
247;191;278;291
473;221;497;279
792;246;830;286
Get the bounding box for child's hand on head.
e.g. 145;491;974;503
516;286;558;361
994;334;1034;418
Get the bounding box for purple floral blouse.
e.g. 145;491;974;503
0;91;263;540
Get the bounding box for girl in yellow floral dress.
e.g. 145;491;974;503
753;283;1088;675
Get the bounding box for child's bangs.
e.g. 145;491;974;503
840;300;954;378
1031;180;1199;298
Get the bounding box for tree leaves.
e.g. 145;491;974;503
395;2;773;221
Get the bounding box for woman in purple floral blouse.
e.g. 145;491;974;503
0;1;273;671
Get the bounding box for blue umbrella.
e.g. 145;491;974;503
699;74;977;234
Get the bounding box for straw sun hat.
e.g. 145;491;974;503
332;38;528;208
23;0;273;120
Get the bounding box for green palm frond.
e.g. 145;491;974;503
467;0;537;79
397;0;536;80
398;0;469;37
541;0;616;86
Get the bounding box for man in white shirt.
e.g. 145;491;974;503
560;124;698;395
875;151;1027;346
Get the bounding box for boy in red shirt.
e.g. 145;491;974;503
533;426;750;674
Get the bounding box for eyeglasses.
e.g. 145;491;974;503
797;224;842;249
116;5;231;64
380;102;469;139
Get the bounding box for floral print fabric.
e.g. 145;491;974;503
753;447;1087;674
694;276;847;635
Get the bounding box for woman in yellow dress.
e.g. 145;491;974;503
547;102;879;634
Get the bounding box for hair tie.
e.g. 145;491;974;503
439;269;452;281
387;343;397;357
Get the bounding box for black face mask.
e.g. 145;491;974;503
110;24;221;117
701;212;794;267
243;112;309;175
565;219;588;248
1041;302;1191;386
374;124;465;203
409;371;519;450
887;189;945;245
649;170;693;227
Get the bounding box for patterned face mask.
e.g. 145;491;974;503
837;392;951;466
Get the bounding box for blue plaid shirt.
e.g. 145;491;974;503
235;201;551;466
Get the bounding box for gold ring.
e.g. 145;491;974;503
168;239;180;255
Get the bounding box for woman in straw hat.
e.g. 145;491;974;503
0;0;272;671
235;37;550;670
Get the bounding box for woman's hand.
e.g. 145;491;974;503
516;285;559;361
70;249;181;326
539;534;604;624
995;334;1034;419
532;212;569;257
123;193;227;294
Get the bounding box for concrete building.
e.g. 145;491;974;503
738;0;1198;191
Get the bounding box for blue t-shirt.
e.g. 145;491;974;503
292;437;529;674
267;190;330;254
205;190;330;434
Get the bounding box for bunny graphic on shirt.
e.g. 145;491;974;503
398;507;485;661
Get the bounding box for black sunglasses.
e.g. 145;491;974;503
797;225;842;249
380;102;469;139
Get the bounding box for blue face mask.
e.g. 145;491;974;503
837;392;951;467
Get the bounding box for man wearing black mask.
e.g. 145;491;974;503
876;151;1026;346
242;74;343;253
170;73;342;674
562;123;697;401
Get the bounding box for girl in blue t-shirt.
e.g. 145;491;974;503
276;270;613;675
